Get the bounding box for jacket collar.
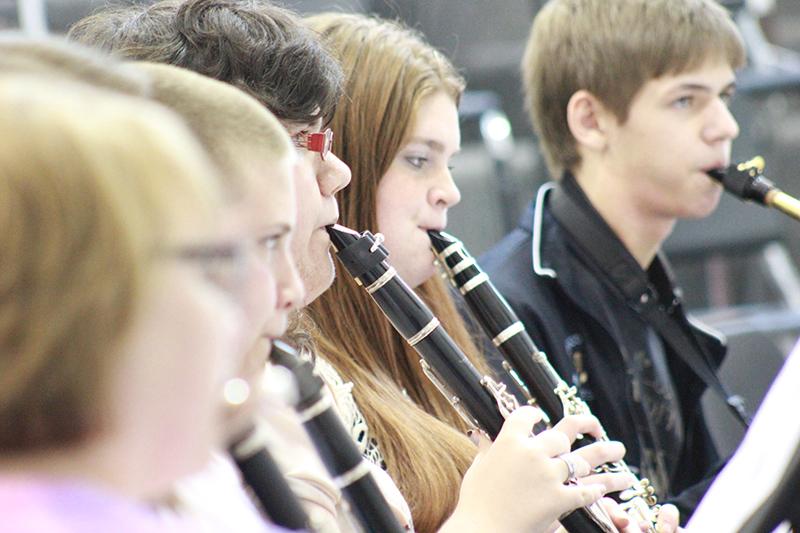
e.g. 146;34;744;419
529;182;557;279
528;173;682;309
523;173;725;359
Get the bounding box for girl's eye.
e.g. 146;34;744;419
405;156;428;169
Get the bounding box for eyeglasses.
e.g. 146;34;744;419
160;240;273;297
293;128;334;161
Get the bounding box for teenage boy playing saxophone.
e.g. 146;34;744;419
481;0;744;524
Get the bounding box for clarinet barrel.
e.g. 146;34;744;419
428;229;660;530
327;223;616;533
270;340;405;533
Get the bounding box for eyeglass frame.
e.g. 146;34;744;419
293;128;334;161
158;239;269;297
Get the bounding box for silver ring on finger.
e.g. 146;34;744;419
557;453;578;484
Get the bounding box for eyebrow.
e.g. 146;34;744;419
405;137;461;154
671;80;737;94
258;223;292;237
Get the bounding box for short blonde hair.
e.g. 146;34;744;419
0;76;220;450
523;0;745;177
129;62;294;197
0;37;149;96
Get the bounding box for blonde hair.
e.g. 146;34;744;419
128;62;294;198
524;0;746;177
306;14;486;533
0;75;220;450
0;37;149;96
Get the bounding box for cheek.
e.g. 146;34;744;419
181;290;242;388
376;189;414;239
242;270;278;337
294;169;320;220
152;293;236;454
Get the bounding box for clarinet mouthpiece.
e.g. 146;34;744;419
326;223;390;279
427;229;459;254
326;223;361;252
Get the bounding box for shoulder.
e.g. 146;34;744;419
480;227;532;275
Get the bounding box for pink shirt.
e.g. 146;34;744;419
0;476;292;532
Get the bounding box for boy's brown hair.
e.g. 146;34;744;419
523;0;745;177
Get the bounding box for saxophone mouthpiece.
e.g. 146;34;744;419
427;229;459;254
706;156;774;205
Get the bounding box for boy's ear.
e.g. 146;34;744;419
566;90;611;153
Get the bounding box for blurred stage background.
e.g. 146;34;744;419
5;0;800;455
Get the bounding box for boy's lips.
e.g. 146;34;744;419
702;160;729;174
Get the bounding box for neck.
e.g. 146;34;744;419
572;165;675;269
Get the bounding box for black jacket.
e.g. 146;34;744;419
479;179;726;519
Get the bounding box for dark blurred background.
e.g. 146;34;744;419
4;0;800;454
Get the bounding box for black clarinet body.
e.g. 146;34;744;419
428;230;571;421
229;428;311;531
428;229;660;529
327;223;615;533
269;340;405;533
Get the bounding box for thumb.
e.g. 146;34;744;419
495;405;545;444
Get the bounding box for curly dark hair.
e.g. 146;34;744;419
69;0;343;125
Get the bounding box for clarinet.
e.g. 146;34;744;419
229;427;312;531
707;156;800;222
326;223;616;533
428;230;660;530
269;340;406;533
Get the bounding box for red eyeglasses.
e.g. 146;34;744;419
294;128;334;160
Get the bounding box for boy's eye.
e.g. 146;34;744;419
720;91;735;106
672;95;694;109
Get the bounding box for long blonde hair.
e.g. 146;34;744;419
305;14;489;532
0;74;220;451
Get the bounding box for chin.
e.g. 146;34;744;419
405;264;436;290
303;264;335;305
685;196;722;219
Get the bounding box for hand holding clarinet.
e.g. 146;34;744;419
328;224;655;533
